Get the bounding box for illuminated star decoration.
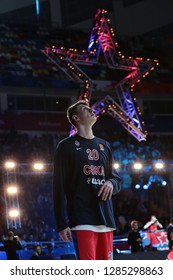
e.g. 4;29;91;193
42;8;159;141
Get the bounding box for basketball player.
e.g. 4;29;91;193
53;100;121;259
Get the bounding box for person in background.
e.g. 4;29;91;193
166;217;173;242
3;231;22;260
128;220;143;253
143;215;163;231
168;231;173;250
143;215;163;251
53;100;121;260
166;231;173;260
30;245;43;260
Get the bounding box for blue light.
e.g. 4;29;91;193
88;41;94;49
162;180;167;186
135;184;140;189
143;184;149;190
35;0;40;16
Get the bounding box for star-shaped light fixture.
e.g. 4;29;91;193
42;8;159;141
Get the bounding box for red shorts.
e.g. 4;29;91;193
72;230;113;260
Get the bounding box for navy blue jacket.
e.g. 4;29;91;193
53;134;121;231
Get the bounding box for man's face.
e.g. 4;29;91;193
133;223;138;230
36;246;41;254
74;104;96;126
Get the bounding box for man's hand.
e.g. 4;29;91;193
59;227;72;242
136;238;142;243
98;180;114;201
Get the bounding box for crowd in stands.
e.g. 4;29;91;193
0;132;57;163
0;20;173;89
0;23;87;89
18;174;57;242
1;129;173;164
0;131;173;242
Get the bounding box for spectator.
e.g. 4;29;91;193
168;231;173;250
128;220;143;253
3;231;23;260
143;215;163;231
166;217;173;242
143;215;163;251
166;231;173;260
30;245;45;260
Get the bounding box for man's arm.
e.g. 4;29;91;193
156;220;163;228
128;231;133;245
98;142;121;200
14;236;23;249
143;221;153;229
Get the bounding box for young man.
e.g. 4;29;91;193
53;100;121;260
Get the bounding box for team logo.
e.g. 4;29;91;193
75;140;80;147
86;177;105;185
76;147;82;150
99;144;104;151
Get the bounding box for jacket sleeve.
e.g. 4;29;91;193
107;142;121;195
143;221;153;229
15;241;23;250
53;142;69;231
156;220;163;228
128;231;133;245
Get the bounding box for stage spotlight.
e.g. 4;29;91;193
9;209;20;218
135;184;140;189
143;184;149;190
113;163;120;169
33;162;44;171
154;162;164;169
7;186;18;194
4;161;16;169
162;180;167;186
133;162;143;170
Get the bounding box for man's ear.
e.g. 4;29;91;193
72;115;79;122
